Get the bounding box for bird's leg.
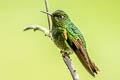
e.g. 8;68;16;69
67;51;73;56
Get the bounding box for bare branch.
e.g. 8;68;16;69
44;0;52;31
44;0;53;40
24;25;50;37
61;51;80;80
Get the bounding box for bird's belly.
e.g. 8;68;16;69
52;33;70;51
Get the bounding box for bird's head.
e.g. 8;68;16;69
51;10;70;25
41;10;70;26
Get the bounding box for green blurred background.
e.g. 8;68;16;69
0;0;120;80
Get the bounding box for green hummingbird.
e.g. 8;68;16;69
41;10;99;77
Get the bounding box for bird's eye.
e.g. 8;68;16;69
61;15;64;18
53;14;64;19
59;15;64;18
56;15;64;18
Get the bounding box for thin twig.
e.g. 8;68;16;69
44;0;53;40
24;25;50;37
45;0;52;31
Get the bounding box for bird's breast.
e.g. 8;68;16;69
52;27;70;51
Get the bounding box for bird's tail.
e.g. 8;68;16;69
74;49;99;77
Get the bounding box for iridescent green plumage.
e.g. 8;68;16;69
51;10;99;77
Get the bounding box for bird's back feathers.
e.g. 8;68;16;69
65;23;99;77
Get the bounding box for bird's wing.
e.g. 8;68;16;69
63;24;99;77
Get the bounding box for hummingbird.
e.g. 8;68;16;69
41;10;99;77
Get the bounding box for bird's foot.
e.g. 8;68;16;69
60;50;70;59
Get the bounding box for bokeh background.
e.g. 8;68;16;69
0;0;120;80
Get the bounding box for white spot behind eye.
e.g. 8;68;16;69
61;15;64;18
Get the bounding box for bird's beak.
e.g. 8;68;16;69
40;11;52;16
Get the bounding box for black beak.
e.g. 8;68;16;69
40;11;52;16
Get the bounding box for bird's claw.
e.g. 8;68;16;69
60;50;70;58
